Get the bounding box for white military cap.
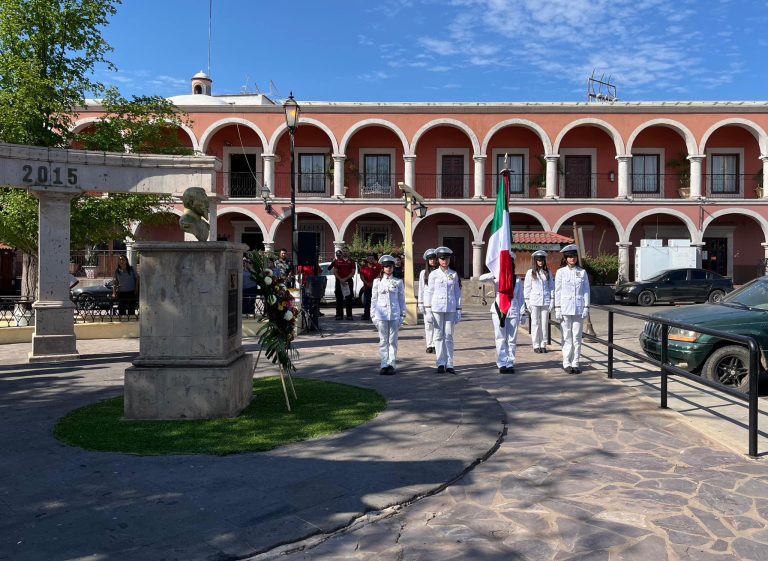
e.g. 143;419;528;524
379;254;396;266
561;244;579;254
435;246;453;257
532;250;548;258
423;248;437;260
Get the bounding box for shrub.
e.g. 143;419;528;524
581;253;619;285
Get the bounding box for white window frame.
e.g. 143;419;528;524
559;148;597;198
436;148;470;198
223;146;263;199
295;147;331;195
706;147;744;197
630;148;665;195
358;148;396;198
491;148;529;197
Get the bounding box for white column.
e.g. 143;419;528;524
333;240;346;252
688;155;705;199
333;154;346;198
263;241;275;253
262;154;276;196
616;242;632;283
29;190;79;362
761;155;768;199
762;243;768;275
404;155;416;192
690;242;705;269
472;241;485;279
545;154;560;198
125;240;135;267
616;155;632;198
473;155;486;199
207;196;219;241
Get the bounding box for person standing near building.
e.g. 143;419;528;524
393;255;404;279
524;250;555;353
331;248;355;320
480;260;525;373
554;244;591;374
417;248;438;354
359;253;380;320
112;256;139;316
425;246;462;374
273;248;293;287
242;257;259;315
371;255;406;375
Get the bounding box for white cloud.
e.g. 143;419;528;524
357;71;393;82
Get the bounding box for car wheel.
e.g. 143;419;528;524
77;293;96;310
637;290;655;306
702;345;752;393
708;289;725;303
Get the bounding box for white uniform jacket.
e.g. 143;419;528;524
372;276;406;321
554;266;590;316
418;269;428;312
425;268;462;313
524;270;555;307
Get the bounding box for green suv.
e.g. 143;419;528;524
639;277;768;392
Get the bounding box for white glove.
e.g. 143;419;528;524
549;301;554;312
581;308;589;319
418;305;425;314
399;315;405;327
455;310;461;323
372;317;381;329
555;309;563;322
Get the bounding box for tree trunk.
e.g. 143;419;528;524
21;252;38;301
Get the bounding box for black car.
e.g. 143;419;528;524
70;280;116;310
614;268;734;306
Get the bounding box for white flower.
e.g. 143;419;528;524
284;310;293;321
264;276;273;286
268;295;276;305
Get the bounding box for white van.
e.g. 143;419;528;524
319;261;363;303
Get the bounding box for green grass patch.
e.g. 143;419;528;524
54;377;387;456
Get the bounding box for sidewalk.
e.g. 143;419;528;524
1;310;767;561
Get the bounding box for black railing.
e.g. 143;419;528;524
228;172;263;198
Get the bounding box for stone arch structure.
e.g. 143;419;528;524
624;208;699;243
553;118;626;155
200;118;269;154
338;208;406;240
626;119;697;154
480;119;553;155
553;208;625;241
217;207;269;239
702;208;768;242
699;118;768;154
413;207;479;240
71;118;200;153
338;119;410;155
268;118;339;155
478;208;551;238
410;118;481;155
267;206;341;241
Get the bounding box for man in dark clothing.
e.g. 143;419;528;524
331;248;355;320
359;253;381;320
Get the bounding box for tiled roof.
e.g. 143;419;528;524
513;231;573;244
0;243;14;250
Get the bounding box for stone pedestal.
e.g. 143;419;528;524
124;242;253;420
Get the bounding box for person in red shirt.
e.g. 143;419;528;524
359;253;381;320
331;248;356;320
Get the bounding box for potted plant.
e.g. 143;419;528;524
666;152;690;198
529;155;562;198
754;171;763;198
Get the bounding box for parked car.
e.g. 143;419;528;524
70;280;116;310
639;276;768;392
614;268;733;306
319;262;363;303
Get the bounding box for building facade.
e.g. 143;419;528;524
75;74;768;284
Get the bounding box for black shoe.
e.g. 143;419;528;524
387;365;396;374
335;316;343;321
541;348;547;353
380;367;388;375
446;367;456;374
346;316;354;321
533;348;540;353
563;366;572;373
572;367;581;374
506;366;515;374
427;347;435;354
437;365;446;374
499;367;508;374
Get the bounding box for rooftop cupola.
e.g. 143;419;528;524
191;71;212;95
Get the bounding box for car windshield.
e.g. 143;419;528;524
722;278;768;310
645;270;674;282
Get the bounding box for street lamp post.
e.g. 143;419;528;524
283;93;301;284
397;182;428;325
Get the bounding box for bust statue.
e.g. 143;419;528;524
179;187;210;242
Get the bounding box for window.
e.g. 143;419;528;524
711;154;739;194
690;269;707;281
362;154;392;196
631;155;660;194
229;153;260;197
496;154;525;195
664;270;687;282
360;223;391;245
299;153;327;193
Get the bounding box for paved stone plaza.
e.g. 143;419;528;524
0;307;767;561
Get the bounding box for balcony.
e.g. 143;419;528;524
226;172;264;199
272;172;330;198
415;174;472;199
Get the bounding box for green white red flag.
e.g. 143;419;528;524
485;170;515;315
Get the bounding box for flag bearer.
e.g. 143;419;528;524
524;249;555;353
371;255;406;375
425;246;462;374
418;248;438;354
480;253;525;373
554;244;591;374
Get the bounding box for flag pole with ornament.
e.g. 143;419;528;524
485;154;515;318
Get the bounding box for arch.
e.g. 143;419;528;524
70;118;200;153
479;208;551;238
268;118;339;154
552;208;626;241
699;118;768;154
338;208;406;240
216;206;269;239
553;118;625;155
200;118;269;154
626;118;697;154
410;118;481;155
702;208;768;243
267;206;341;241
339;119;410;154
413;207;479;240
623;208;698;244
481;118;553;155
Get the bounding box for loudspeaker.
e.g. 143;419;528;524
297;232;319;267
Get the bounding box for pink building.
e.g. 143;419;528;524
76;73;768;284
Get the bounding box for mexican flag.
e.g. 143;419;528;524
485;170;515;315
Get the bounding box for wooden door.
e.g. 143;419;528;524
702;238;727;276
564;156;591;198
441;155;464;198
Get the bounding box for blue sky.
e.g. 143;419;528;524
97;0;768;103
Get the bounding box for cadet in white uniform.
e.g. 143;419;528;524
424;246;462;374
418;248;438;354
554;244;591;374
524;249;555;353
371;255;406;375
480;263;525;373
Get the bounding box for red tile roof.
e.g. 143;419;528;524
513;231;574;244
0;243;14;250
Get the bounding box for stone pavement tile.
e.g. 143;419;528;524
617;535;670;561
671;548;740;561
688;506;736;539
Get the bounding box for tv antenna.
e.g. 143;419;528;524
267;80;282;100
587;70;619;103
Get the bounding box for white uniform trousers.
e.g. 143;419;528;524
423;311;435;350
529;305;551;350
491;312;519;368
432;311;456;368
560;315;584;368
377;320;400;368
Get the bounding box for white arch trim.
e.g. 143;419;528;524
623;208;698;244
199;118;269;154
338;208;406;240
338;119;410;154
699;118;768;154
552;208;626;241
480;119;553;155
626;119;697;155
410;118;481;154
267;206;341;241
702;208;768;243
217;206;269;239
71;116;103;135
553;118;626;155
268;118;339;154
70;117;200;153
413;207;480;240
478;208;551;238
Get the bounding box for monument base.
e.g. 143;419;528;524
124;353;253;420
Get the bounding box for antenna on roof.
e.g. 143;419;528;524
587;69;619;103
267;80;281;100
241;75;250;94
